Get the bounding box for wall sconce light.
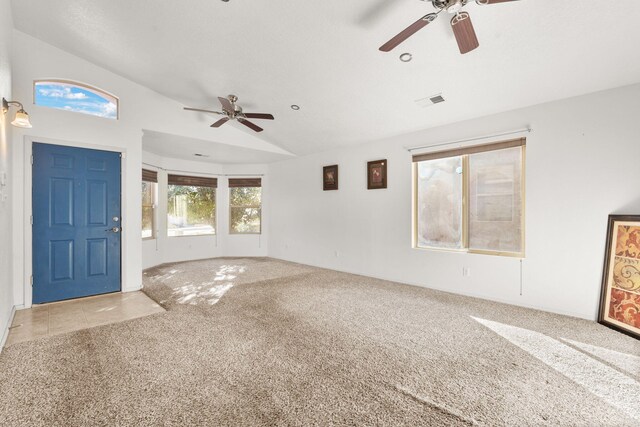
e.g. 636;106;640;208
2;97;33;128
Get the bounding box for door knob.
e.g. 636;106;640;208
107;227;120;233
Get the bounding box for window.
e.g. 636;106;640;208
167;175;217;237
229;178;262;234
416;156;463;249
34;80;118;119
414;138;525;256
142;169;157;239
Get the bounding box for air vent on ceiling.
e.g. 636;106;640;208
415;93;445;108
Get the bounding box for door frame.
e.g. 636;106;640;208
22;136;130;308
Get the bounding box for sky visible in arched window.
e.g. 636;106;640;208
34;81;118;119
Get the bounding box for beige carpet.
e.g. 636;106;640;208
1;257;639;426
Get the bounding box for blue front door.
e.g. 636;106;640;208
32;143;122;304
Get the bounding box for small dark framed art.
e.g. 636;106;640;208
598;214;640;339
323;165;338;191
367;159;387;190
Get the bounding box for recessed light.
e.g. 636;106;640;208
400;53;413;62
290;105;300;110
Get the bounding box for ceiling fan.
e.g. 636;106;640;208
184;95;274;133
379;0;520;55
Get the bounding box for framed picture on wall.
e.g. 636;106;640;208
367;159;387;190
323;165;338;191
598;215;640;339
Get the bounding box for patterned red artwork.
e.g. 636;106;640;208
615;226;640;259
608;288;640;328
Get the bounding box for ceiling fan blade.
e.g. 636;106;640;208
210;117;230;128
243;113;274;120
218;97;234;114
451;12;479;54
476;0;519;4
237;118;263;133
184;107;224;115
379;13;438;52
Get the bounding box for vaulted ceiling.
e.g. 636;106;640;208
11;0;640;157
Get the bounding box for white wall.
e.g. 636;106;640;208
9;31;278;308
141;151;268;270
269;83;640;320
0;0;14;349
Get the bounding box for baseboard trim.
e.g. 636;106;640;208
0;305;17;353
267;256;593;321
140;254;594;321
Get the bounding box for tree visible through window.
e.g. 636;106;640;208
34;80;118;119
229;179;262;234
414;139;525;256
167;175;217;237
167;186;216;236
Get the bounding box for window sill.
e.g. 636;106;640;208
413;245;524;259
413;246;467;255
468;249;525;259
167;233;216;238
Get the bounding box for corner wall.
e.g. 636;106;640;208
0;0;14;349
269;83;640;320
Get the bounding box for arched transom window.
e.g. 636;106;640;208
34;80;119;120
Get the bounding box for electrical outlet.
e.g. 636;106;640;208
335;250;340;257
462;267;471;277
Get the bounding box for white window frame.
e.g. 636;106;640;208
229;186;262;235
167;184;217;238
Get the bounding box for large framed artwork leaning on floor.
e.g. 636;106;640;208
599;215;640;339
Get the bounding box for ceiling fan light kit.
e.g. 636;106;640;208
379;0;519;55
184;95;275;133
446;0;464;14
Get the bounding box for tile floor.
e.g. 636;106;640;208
6;291;165;347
